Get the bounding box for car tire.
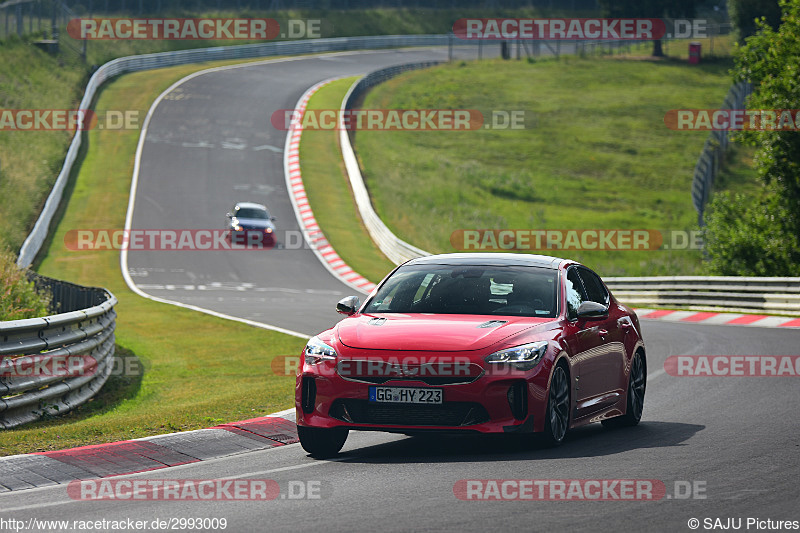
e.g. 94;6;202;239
602;351;646;429
297;425;349;458
540;363;570;447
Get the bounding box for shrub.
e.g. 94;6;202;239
0;249;51;321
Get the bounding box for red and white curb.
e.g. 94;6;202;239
284;78;377;295
636;308;800;328
0;410;298;492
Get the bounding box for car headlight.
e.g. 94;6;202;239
264;228;273;233
485;341;548;371
304;336;338;365
233;225;242;231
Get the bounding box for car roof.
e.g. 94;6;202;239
234;201;268;211
405;253;568;270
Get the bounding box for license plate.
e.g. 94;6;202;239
368;386;443;404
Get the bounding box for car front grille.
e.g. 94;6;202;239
335;360;484;386
329;399;490;427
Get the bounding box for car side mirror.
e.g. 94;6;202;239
336;296;360;316
270;216;277;221
226;213;232;218
576;301;608;320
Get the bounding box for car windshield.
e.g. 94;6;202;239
364;264;559;317
235;207;268;220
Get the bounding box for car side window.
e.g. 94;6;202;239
565;267;587;320
578;267;609;306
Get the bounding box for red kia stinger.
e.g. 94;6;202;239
295;253;646;457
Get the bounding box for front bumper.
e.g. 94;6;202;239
228;229;276;246
295;356;554;434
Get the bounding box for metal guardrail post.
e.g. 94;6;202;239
448;32;453;62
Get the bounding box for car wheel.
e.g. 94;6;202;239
541;364;570;446
297;425;348;458
602;351;646;428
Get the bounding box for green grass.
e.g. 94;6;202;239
0;39;87;255
352;54;758;276
0;58;309;457
300;77;397;284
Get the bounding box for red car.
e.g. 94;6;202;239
295;253;646;457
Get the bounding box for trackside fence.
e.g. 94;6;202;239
691;81;753;225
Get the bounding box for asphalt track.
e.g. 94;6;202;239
1;47;798;532
124;47;486;336
0;322;798;531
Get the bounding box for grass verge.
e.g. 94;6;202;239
0;57;309;457
300;77;397;284
351;55;759;277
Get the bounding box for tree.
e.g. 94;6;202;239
727;0;782;38
598;0;699;56
735;0;800;220
704;0;800;275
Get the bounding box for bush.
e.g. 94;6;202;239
0;249;51;321
703;190;800;275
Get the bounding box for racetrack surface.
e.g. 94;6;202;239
124;47;469;336
0;321;797;531
2;46;797;532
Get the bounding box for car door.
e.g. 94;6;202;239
573;266;625;417
563;267;602;414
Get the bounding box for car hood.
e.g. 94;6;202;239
336;313;554;352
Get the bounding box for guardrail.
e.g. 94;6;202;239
0;274;117;429
339;62;439;265
605;277;800;316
